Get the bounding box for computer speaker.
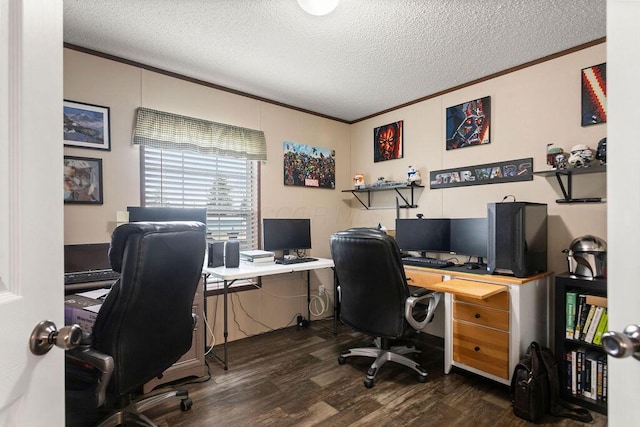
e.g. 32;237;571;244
224;240;240;268
208;241;225;268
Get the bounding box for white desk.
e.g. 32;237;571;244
203;257;335;369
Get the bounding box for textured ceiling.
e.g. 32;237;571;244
63;0;606;123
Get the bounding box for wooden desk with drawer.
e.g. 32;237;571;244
404;266;551;385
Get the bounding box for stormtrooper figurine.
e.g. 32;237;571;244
407;166;422;185
567;144;594;168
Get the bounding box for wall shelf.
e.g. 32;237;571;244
533;165;606;204
341;184;424;209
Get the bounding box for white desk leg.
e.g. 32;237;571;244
306;271;311;322
444;292;453;374
223;279;228;370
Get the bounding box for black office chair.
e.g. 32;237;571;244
330;228;442;388
65;221;207;426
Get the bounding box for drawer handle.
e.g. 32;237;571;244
474;313;481;319
474;346;480;352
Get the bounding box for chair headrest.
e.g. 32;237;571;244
109;221;206;272
332;227;388;239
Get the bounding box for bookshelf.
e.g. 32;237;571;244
554;273;608;415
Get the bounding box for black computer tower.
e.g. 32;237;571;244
487;202;547;278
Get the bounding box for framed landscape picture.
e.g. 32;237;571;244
446;96;490;150
64;156;103;204
63;100;111;150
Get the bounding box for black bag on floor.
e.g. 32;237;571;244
511;342;593;423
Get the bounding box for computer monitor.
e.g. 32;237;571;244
262;218;312;255
449;217;488;264
127;206;207;224
64;243;112;273
394;218;450;255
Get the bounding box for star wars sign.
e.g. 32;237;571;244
430;157;533;189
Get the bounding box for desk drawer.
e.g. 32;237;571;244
454;301;509;331
404;268;443;289
453;320;509;379
455;291;509;310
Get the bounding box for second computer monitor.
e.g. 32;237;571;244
262;218;312;254
449;218;488;261
127;206;207;224
394;218;450;254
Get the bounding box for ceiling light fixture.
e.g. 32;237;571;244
297;0;339;16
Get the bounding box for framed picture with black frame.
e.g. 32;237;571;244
445;96;490;150
64;155;103;204
63;100;111;151
581;63;607;126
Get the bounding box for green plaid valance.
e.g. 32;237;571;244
132;107;267;160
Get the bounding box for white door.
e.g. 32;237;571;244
0;0;64;425
607;1;640;425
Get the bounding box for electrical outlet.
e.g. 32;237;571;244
319;285;326;295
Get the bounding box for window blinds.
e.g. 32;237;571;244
142;146;259;249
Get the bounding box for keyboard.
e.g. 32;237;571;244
402;257;455;268
64;269;120;285
275;257;317;265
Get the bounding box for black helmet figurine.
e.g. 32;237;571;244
596;138;607;165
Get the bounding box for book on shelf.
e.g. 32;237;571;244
565;351;573;394
566;291;577;339
581;304;597;341
578;349;586;396
602;360;608;402
586;294;607;308
585;305;605;344
571;350;580;396
573;294;588;339
584;351;601;399
592;309;608;346
596;355;606;401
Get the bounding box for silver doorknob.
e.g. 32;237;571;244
602;324;640;361
29;320;83;356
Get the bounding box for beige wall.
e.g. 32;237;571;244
64;41;607;342
349;43;607;276
63;49;350;342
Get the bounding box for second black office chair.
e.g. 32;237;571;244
65;221;206;426
330;228;442;388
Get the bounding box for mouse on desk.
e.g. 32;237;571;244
466;263;481;270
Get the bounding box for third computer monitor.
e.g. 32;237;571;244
394;218;450;255
449;217;488;263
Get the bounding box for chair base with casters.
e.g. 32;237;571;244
338;337;428;388
94;389;193;427
330;228;443;388
66;341;194;427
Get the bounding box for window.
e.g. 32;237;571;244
142;146;258;244
133;107;267;291
142;146;259;291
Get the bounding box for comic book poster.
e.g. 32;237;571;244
283;142;335;189
373;121;403;162
446;96;490;150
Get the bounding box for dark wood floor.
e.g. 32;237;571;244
144;320;607;426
